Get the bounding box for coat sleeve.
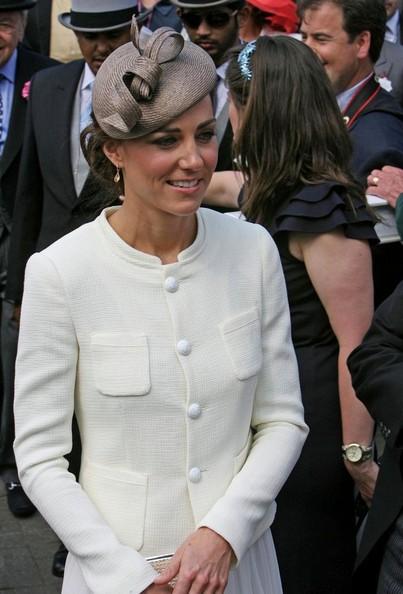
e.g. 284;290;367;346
13;252;157;594
198;226;308;562
348;281;403;449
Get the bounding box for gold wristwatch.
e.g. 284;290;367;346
342;443;373;464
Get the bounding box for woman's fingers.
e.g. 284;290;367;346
174;568;226;594
154;555;181;585
159;528;232;594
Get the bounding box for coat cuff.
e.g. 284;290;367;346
197;499;276;565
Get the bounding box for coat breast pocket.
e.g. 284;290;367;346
220;308;262;381
91;333;151;396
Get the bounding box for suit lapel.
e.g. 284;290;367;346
0;47;33;176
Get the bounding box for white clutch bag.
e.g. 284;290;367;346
147;554;177;586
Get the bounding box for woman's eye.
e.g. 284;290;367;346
154;136;178;148
197;130;216;143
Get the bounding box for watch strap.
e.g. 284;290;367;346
342;443;373;463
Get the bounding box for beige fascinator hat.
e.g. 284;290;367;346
92;19;217;140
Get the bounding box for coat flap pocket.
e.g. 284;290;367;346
80;461;148;550
91;333;151;396
220;307;260;335
220;308;262;381
84;461;148;486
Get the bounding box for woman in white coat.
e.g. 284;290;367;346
13;21;308;594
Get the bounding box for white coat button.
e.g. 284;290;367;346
165;276;179;293
189;467;202;483
188;403;201;419
177;339;191;356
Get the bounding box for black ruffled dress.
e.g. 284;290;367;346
262;183;378;594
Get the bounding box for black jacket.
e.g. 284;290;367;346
0;45;56;230
348;282;403;593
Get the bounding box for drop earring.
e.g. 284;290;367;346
114;166;121;184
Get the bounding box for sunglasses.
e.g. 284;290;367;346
180;9;238;29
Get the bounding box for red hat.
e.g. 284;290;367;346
247;0;298;34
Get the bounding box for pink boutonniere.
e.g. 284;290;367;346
21;80;31;100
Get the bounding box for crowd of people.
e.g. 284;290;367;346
0;0;403;593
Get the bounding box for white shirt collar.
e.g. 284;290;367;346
216;61;228;81
336;73;373;112
81;62;95;92
386;9;400;43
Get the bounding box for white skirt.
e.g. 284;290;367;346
62;529;283;594
227;529;282;594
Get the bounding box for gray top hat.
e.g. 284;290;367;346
0;0;36;10
170;0;240;8
59;0;139;32
93;19;217;139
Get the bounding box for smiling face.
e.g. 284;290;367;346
300;1;371;95
75;27;131;74
0;11;25;67
104;95;218;223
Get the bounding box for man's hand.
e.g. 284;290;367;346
154;527;234;594
344;458;379;507
367;166;403;208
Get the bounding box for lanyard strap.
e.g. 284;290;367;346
342;75;381;129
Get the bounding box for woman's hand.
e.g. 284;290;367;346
154;527;234;594
344;458;379;507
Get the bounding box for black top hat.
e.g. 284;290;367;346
0;0;36;10
59;0;139;33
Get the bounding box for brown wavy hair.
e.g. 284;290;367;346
81;118;125;197
226;35;367;225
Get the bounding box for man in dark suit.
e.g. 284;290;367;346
299;0;403;181
348;281;403;594
299;0;403;307
0;0;56;514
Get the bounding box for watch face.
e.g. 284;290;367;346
346;444;362;462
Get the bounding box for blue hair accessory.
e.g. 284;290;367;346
238;40;256;81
